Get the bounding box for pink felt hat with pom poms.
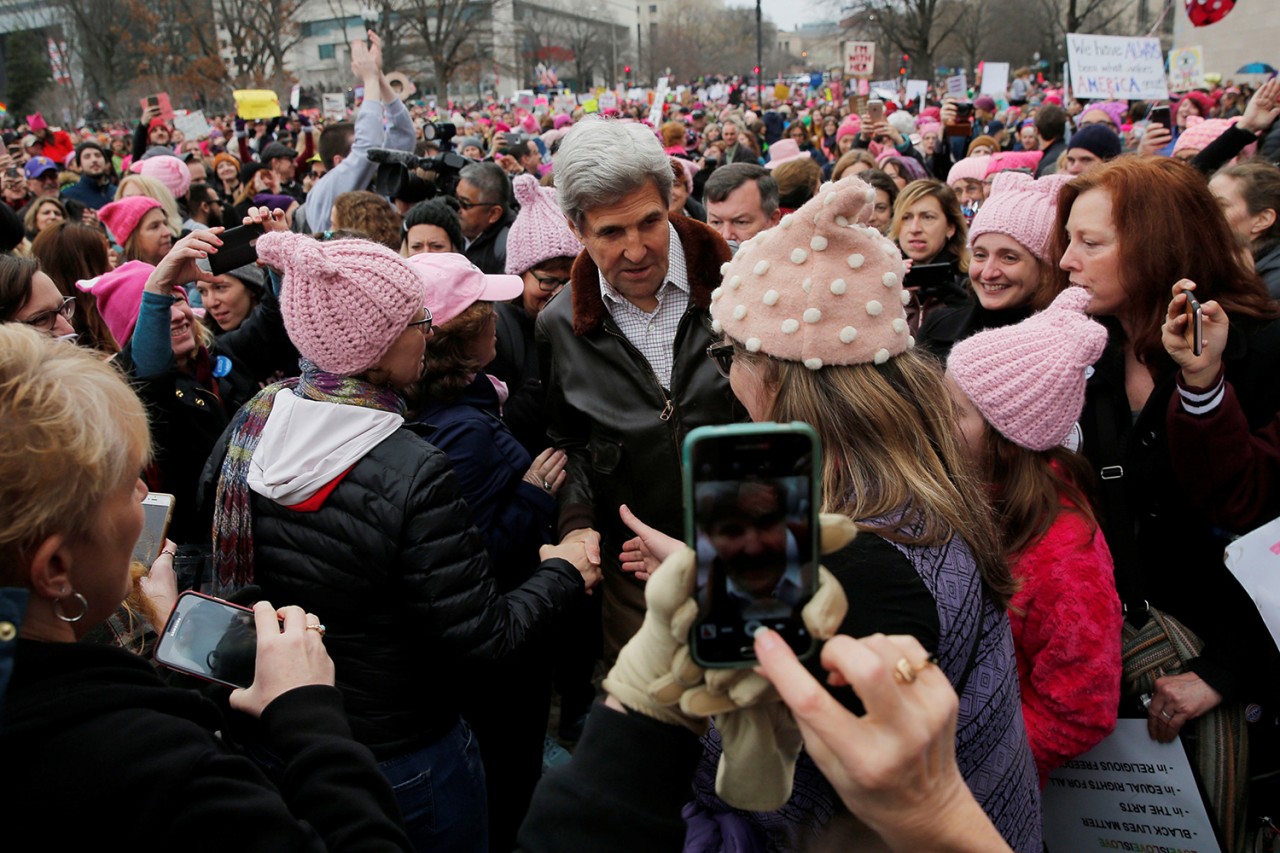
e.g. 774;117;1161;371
710;174;912;370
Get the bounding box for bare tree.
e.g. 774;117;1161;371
846;0;967;79
400;0;499;100
952;0;989;75
213;0;304;87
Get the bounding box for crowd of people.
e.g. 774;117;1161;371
2;29;1280;853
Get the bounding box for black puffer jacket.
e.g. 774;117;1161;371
203;425;585;760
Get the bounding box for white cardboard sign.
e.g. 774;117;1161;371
844;41;875;77
1223;513;1280;651
173;110;211;140
980;62;1010;97
1043;719;1221;853
321;93;346;120
1067;33;1169;101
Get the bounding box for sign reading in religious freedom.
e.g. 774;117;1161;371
844;41;875;77
1043;720;1220;853
1066;33;1169;101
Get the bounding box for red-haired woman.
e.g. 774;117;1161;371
1055;155;1280;849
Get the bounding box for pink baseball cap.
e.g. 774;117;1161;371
406;252;524;327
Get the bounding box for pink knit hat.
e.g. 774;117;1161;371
410;252;523;327
1173;116;1237;157
710;174;912;369
553;113;573;129
504;174;583;276
130;154;192;200
947;287;1107;451
946;155;992;186
75;260;186;345
835;118;862;142
968;172;1072;262
98;196;163;247
255;231;424;376
766;138;812;169
984;150;1044;178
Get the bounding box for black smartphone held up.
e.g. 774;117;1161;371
1184;290;1203;357
154;591;259;688
131;492;175;569
207;222;265;276
684;423;822;668
903;261;956;299
1148;104;1172;132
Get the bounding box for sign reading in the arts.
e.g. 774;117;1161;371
1043;720;1220;853
1066;33;1169;101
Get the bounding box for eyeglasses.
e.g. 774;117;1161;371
707;340;735;379
456;196;499;211
531;271;570;293
407;307;433;334
22;295;75;331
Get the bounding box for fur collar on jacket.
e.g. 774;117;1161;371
568;214;731;337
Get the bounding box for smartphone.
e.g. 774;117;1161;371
147;95;159;108
155;591;258;688
867;98;885;123
946;101;974;137
1149;104;1172;132
685;422;821;668
1184;290;1203;357
131;492;175;568
904;261;956;298
207;222;264;276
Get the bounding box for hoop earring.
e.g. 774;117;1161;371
53;592;89;623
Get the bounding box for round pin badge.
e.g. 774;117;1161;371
213;355;232;378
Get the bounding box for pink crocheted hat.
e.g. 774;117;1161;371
130;154;192;200
946;155;991;186
504;174;584;276
74;260;161;345
710;174;912;369
1173;116;1237;158
98;196;163;247
968;171;1072;262
947;286;1107;451
255;231;424;376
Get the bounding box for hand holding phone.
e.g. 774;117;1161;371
206;222;264;276
1183;289;1203;357
867;99;885;123
132;492;175;568
229;603;336;718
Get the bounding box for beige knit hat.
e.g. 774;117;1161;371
710;175;912;369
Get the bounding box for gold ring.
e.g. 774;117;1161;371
306;623;326;637
893;654;938;684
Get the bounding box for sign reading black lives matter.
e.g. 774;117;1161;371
1043;719;1220;853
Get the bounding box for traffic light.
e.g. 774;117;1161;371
753;66;760;75
900;53;909;76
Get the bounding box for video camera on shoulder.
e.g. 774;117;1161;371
369;141;469;202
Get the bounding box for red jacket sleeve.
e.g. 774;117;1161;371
1008;509;1122;787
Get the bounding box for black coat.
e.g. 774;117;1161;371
2;640;410;851
1079;316;1280;706
203;426;585;759
535;215;744;652
464;209;515;275
118;295;297;545
917;295;1033;363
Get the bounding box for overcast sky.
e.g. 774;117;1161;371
730;0;834;33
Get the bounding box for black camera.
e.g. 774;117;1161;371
368;147;470;202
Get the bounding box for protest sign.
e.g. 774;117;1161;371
1043;720;1220;853
290;84;301;110
981;62;1010;97
598;90;618;111
844;41;875;77
1223;514;1280;650
905;80;929;105
1066;33;1169;101
945;74;967;99
514;90;535;111
173;110;211;140
321;93;346;120
233;89;281;120
582;99;599;114
1168;46;1206;91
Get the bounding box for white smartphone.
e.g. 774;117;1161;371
132;493;175;568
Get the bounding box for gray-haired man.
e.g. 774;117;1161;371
536;117;743;657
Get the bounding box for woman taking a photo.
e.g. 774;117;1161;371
1058;156;1280;849
889;179;970;332
0;324;412;851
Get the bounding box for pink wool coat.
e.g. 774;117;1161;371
1008;501;1123;787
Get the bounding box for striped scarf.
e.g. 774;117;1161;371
212;361;406;592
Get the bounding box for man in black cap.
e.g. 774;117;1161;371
261;140;304;202
60;142;116;210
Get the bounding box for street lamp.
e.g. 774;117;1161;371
756;0;762;105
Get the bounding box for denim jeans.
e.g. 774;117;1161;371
378;717;488;853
